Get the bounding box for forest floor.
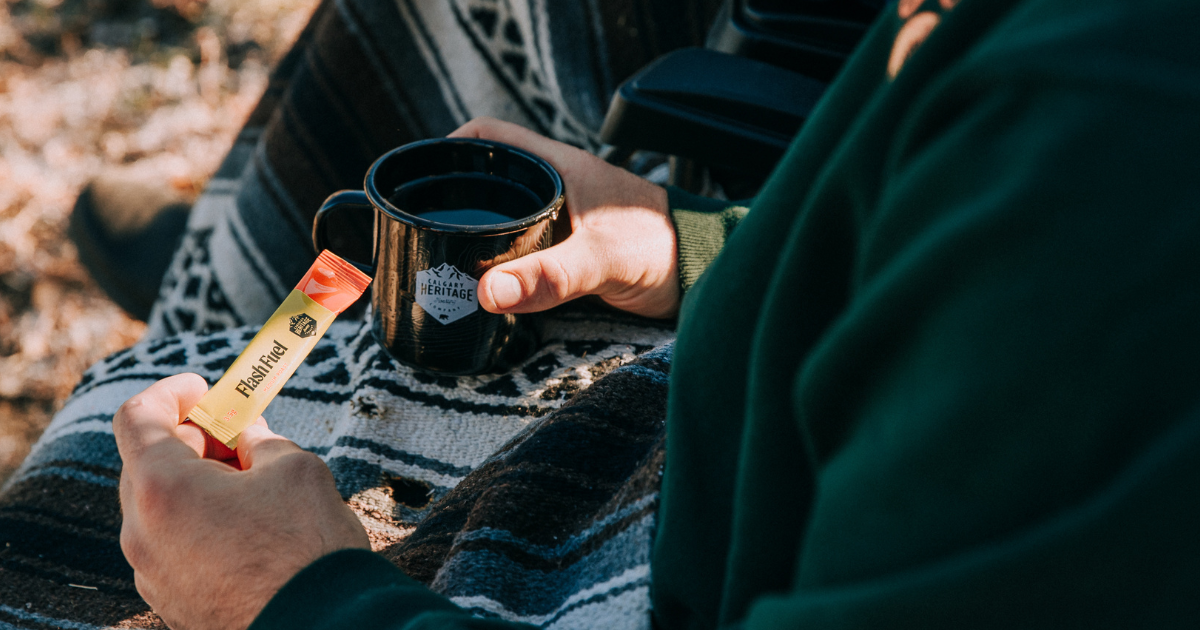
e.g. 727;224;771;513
0;0;317;483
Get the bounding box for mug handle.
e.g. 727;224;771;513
313;190;376;275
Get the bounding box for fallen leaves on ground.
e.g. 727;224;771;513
0;0;318;482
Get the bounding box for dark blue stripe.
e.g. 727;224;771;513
335;435;473;477
0;555;137;597
23;460;120;481
436;509;654;616
61;413;113;428
236;155;313;285
457;576;650;627
0;518;132;582
19;433;121;472
303;41;383;163
542;575;650;627
0;503;120;537
230;182;311;287
545;0;607;131
342;0;459;136
278;386;353;404
277;95;346;194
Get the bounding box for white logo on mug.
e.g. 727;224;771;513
414;263;478;324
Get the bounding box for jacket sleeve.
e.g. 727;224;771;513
668;187;750;294
249;549;534;630
736;2;1200;628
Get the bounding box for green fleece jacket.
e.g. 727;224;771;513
253;0;1200;628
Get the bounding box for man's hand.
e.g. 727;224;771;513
115;374;369;630
450;118;681;319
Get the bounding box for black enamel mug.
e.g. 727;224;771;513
313;138;564;375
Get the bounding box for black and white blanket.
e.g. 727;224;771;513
0;305;674;629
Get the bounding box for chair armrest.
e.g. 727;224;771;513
599;48;826;175
707;0;881;82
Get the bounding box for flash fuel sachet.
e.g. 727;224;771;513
185;250;371;447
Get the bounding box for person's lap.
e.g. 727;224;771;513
0;300;674;628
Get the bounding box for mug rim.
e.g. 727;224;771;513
364;137;565;236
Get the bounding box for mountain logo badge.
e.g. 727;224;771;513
288;313;318;338
414;263;479;324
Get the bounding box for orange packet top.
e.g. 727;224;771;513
296;249;373;313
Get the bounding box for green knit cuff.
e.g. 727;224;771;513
668;187;750;294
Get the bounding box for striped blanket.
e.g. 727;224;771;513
0;305;674;629
0;0;721;625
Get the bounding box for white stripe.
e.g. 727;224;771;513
343;386;536;465
551;563;651;612
545;584;652;630
325;446;465;489
434;0;539;127
201;178;240;194
36;379;157;442
41;420;113;444
214;199;287;318
529;0;562;107
448;564;650;626
182;177;229;231
224;206;288;301
391;0;470;125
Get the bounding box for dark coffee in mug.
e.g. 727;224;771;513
314;138;564;375
416;209;517;225
388;172;545;226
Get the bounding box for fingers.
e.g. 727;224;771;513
479;236;606;313
449;117;590;178
236;421;304;471
175;421;239;462
114;374;209;467
451;117;681;318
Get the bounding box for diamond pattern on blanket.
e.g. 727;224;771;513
452;0;598;150
149;226;245;338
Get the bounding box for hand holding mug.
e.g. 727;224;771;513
316;119;679;375
316;134;564;374
449;118;681;320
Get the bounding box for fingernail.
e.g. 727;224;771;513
489;273;523;310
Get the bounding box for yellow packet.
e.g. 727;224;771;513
185;250;371;448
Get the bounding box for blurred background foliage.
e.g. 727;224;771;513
0;0;318;482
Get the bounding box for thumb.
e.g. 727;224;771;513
114;373;209;467
235;421;303;470
479;237;605;313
